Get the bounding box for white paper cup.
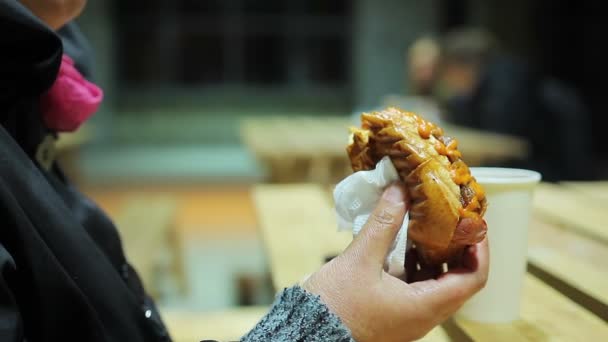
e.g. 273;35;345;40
456;167;541;323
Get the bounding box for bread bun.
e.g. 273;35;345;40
347;107;487;266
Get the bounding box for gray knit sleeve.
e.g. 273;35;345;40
240;286;355;342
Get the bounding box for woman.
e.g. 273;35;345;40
0;1;488;341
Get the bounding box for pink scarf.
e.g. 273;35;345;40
41;55;103;132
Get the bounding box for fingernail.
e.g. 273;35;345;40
382;183;405;204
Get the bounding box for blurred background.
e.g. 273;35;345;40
55;0;606;339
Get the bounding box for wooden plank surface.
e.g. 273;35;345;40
241;117;528;163
114;196;178;299
441;123;529;165
253;183;608;341
161;306;267;342
562;181;608;203
456;275;608;341
533;183;608;244
241;117;529;184
162;305;451;342
252;185;352;290
528;217;608;271
528;217;608;313
528;246;606;301
241;117;349;157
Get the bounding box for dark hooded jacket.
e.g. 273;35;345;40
0;3;358;342
0;2;170;341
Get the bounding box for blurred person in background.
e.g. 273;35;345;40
434;27;593;181
0;1;488;341
407;36;441;97
381;36;442;124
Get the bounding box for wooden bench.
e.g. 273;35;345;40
252;185;352;289
113;196;182;300
252;183;608;341
161;306;268;342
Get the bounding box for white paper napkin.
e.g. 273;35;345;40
333;157;410;277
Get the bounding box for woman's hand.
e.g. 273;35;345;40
19;0;87;29
303;182;489;342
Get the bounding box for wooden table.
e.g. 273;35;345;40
112;196;182;300
241;117;529;184
252;182;608;341
162;306;268;342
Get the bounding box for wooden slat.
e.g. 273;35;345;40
529;217;608;271
241;118;352;183
114;196;178;299
252;185;352;290
253;184;608;341
561;181;608;203
161;306;267;342
442;123;529;164
528;249;606;300
241;117;349;158
242;117;529;162
533;183;608;244
162;305;450;342
456;275;608;341
528;217;608;313
241;117;529;184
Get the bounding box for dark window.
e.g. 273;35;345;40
178;0;223;14
113;0;352;100
244;34;286;84
178;32;225;84
307;37;348;84
243;0;285;14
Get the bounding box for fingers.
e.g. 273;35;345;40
448;219;487;270
405;238;489;316
406;219;487;282
451;217;488;245
346;182;408;265
452;236;489;274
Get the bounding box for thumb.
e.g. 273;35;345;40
347;182;408;265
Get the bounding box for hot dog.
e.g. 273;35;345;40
347;107;488;266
